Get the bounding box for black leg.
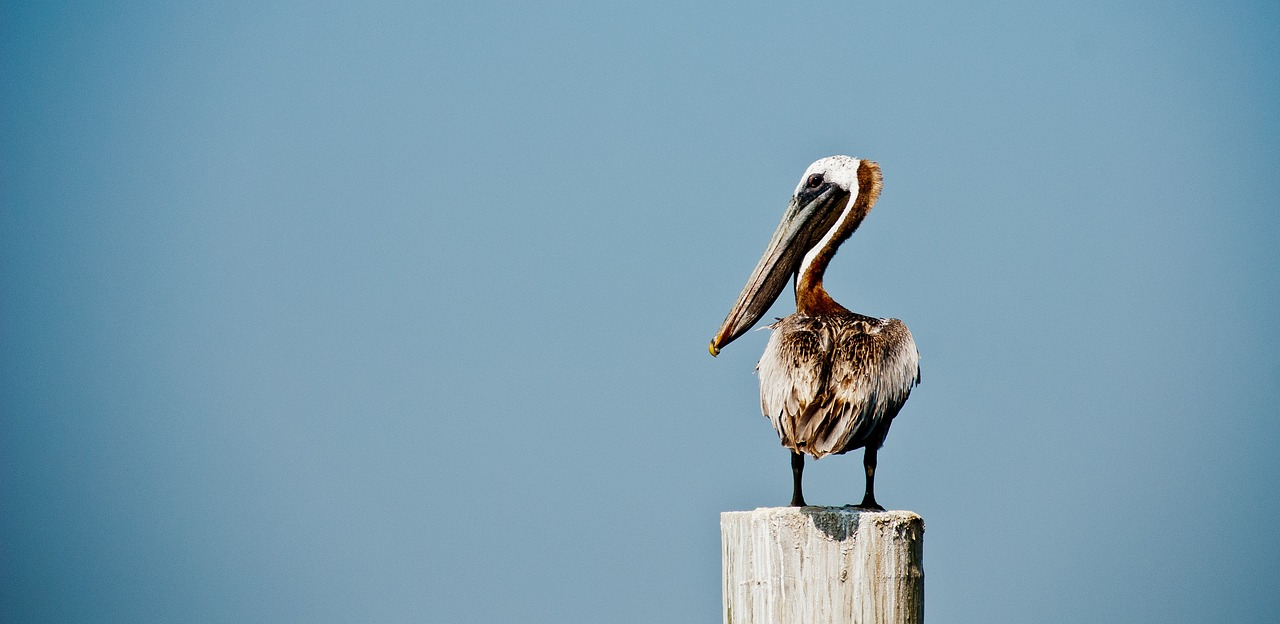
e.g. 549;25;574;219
789;451;808;507
857;445;885;511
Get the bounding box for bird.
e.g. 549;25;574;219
709;155;920;510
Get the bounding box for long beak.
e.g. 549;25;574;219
709;187;843;356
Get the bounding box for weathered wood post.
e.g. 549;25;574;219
721;507;924;624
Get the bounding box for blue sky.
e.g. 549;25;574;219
3;1;1278;622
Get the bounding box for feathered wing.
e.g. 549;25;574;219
758;314;920;458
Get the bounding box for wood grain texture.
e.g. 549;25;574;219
721;507;923;624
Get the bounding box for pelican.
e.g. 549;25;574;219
710;155;920;510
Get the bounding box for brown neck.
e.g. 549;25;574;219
795;160;882;316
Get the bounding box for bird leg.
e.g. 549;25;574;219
789;451;808;507
856;445;886;511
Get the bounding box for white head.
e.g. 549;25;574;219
793;155;862;196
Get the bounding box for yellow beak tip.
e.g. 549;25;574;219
708;341;720;357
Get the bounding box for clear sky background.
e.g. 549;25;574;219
3;1;1278;622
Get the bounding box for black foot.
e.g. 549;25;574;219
789;495;808;507
853;498;885;512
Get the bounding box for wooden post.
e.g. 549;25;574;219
721;507;924;624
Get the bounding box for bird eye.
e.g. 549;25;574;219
806;173;824;188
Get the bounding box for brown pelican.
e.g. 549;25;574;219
710;155;920;510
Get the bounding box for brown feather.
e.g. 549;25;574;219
758;312;919;459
